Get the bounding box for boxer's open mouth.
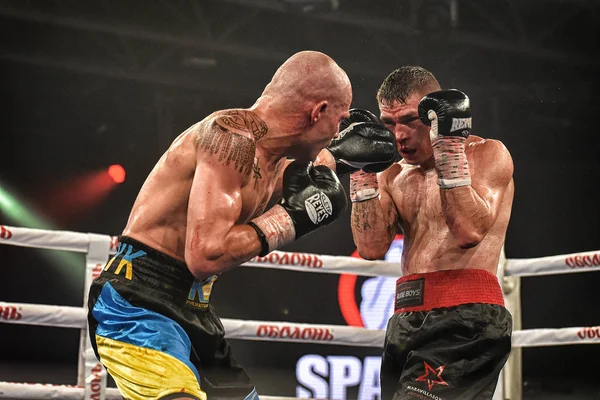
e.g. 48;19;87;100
400;148;416;156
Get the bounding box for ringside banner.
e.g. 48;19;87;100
295;235;403;399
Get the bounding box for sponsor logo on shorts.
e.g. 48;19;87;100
104;243;147;280
304;192;333;224
395;278;424;310
565;253;600;268
577;326;600;340
0;305;22;321
0;226;12;240
256;324;334;341
415;362;449;391
186;275;217;309
406;385;445;400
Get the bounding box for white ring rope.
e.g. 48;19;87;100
1;225;599;278
1;224;599;400
0;382;300;400
2;301;599;349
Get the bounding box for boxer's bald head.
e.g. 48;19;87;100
256;51;352;161
262;50;351;107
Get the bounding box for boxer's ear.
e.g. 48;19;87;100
310;101;328;125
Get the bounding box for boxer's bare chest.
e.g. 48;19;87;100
385;164;456;272
389;165;447;235
239;157;285;222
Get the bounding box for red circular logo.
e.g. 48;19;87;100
337;234;403;327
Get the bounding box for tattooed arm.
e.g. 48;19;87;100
351;173;399;260
184;112;265;280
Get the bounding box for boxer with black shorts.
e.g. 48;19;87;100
87;51;398;400
349;67;515;399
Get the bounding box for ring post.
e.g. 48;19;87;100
78;233;111;400
501;246;523;400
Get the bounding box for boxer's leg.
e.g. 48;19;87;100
393;304;512;400
197;309;259;400
89;282;207;400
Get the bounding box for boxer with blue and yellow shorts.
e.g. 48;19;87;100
87;236;258;400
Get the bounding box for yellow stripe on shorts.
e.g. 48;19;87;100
96;335;207;400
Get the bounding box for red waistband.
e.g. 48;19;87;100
394;268;504;313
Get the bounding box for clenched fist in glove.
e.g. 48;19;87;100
327;108;399;176
248;161;348;256
418;89;472;189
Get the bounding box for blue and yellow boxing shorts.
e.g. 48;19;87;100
87;236;258;400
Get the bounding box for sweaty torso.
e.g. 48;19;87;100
383;136;514;276
123;109;284;261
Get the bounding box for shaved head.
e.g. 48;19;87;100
253;51;352;162
262;51;351;110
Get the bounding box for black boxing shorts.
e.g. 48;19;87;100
87;236;258;400
380;269;512;400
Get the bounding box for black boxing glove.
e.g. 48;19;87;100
418;89;472;139
327;109;399;176
248;161;348;256
338;108;381;132
418;89;473;189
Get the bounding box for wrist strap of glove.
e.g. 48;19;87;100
247;222;270;257
248;205;296;256
350;170;379;202
432;136;471;189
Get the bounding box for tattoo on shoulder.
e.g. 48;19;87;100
214;110;268;140
196;125;255;175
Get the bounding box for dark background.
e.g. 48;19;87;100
1;0;599;398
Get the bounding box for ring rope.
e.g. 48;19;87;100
0;382;301;400
2;224;599;400
1;225;599;278
2;301;599;349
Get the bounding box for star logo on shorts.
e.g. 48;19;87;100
416;361;449;391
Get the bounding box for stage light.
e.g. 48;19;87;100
108;164;126;183
0;181;83;280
